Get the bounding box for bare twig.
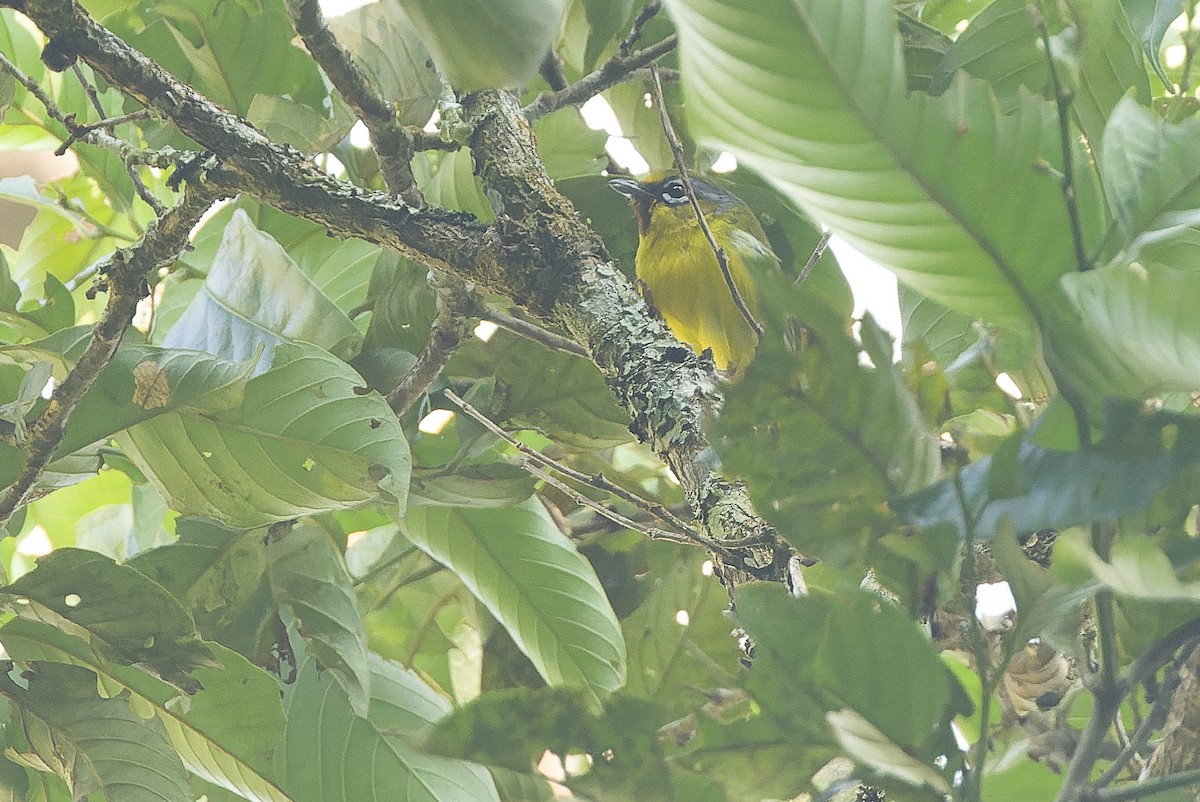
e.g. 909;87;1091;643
796;230;832;285
443;388;719;550
523;35;677;122
1096;662;1182;787
286;0;451;204
621;1;663;56
55;108;151;155
649;64;763;339
387;276;480;415
482;307;589;358
0;183;218;526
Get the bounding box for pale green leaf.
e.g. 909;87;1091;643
399;0;567;90
0;664;192;802
117;342;409;529
328;0;442;127
279;657;499;802
0;620;292;802
401;500;626;703
164;210;362;375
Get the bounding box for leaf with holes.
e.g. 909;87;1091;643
0;548;213;692
116;342;409;529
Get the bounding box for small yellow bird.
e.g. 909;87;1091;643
609;172;778;375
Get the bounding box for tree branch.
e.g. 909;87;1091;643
523;35;677;122
387;275;480;416
0;183;218;526
12;0;797;582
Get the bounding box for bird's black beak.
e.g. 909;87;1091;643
608;177;656;202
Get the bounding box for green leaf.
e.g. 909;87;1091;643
578;0;636;69
825;709;950;793
533;109;608;180
413;148;495;222
0;664;192;802
1122;0;1187;83
1096;97;1200;263
895;401;1200;539
279;657;499;802
0;548;214;692
716;272;940;565
117;342;409;528
1056;527;1200;602
164;210;363;375
410;463;537;508
95;0;351;150
661;0;1141;399
362;251;437;355
401;500;626;703
328;0;442;127
267;524;370;717
398;0;567;90
739;585;965;750
0;620;292;802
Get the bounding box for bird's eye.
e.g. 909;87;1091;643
662;180;688;203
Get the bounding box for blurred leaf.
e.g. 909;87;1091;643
399;0;567;90
899;11;953;91
401;499;626;703
164;210;362;375
328;0;442;127
0;664;192;802
825;709;950;793
0;548;214;691
717;273;940;566
413;148;495;222
410;463;537;508
534;109;607;180
363;250;437;354
578;0;636;69
1122;0;1187;83
896;401;1200;539
279;656;499;802
267;524;370;717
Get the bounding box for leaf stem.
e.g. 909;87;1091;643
648;63;763;339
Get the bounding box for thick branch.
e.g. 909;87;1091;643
0;184;217;526
14;0;795;581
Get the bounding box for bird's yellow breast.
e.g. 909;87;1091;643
635;205;762;374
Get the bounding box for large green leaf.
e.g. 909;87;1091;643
1122;0;1188;83
164;210;362;375
716;271;940;566
0;620;291;802
279;657;499;802
0;664;192;802
267;524;370;717
662;0;1141;400
93;0;352;150
0;548;214;691
116;342;409;528
1095;97;1200;263
401;500;626;703
895;401;1200;538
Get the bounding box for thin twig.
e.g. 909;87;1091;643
55;108;151;155
523;36;677;122
482;307;589;358
443;388;716;549
1093;523;1120;691
621;1;663;56
1087;767;1200;802
0;184;217;527
1033;9;1090;273
522;460;692;545
1096;663;1182;787
796;230;832;285
386;276;479;415
649;64;763;338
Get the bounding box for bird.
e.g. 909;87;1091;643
608;171;778;376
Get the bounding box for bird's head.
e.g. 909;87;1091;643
608;171;744;236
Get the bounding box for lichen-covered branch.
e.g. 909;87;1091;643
10;0;794;581
387;274;480;416
0;184;217;526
